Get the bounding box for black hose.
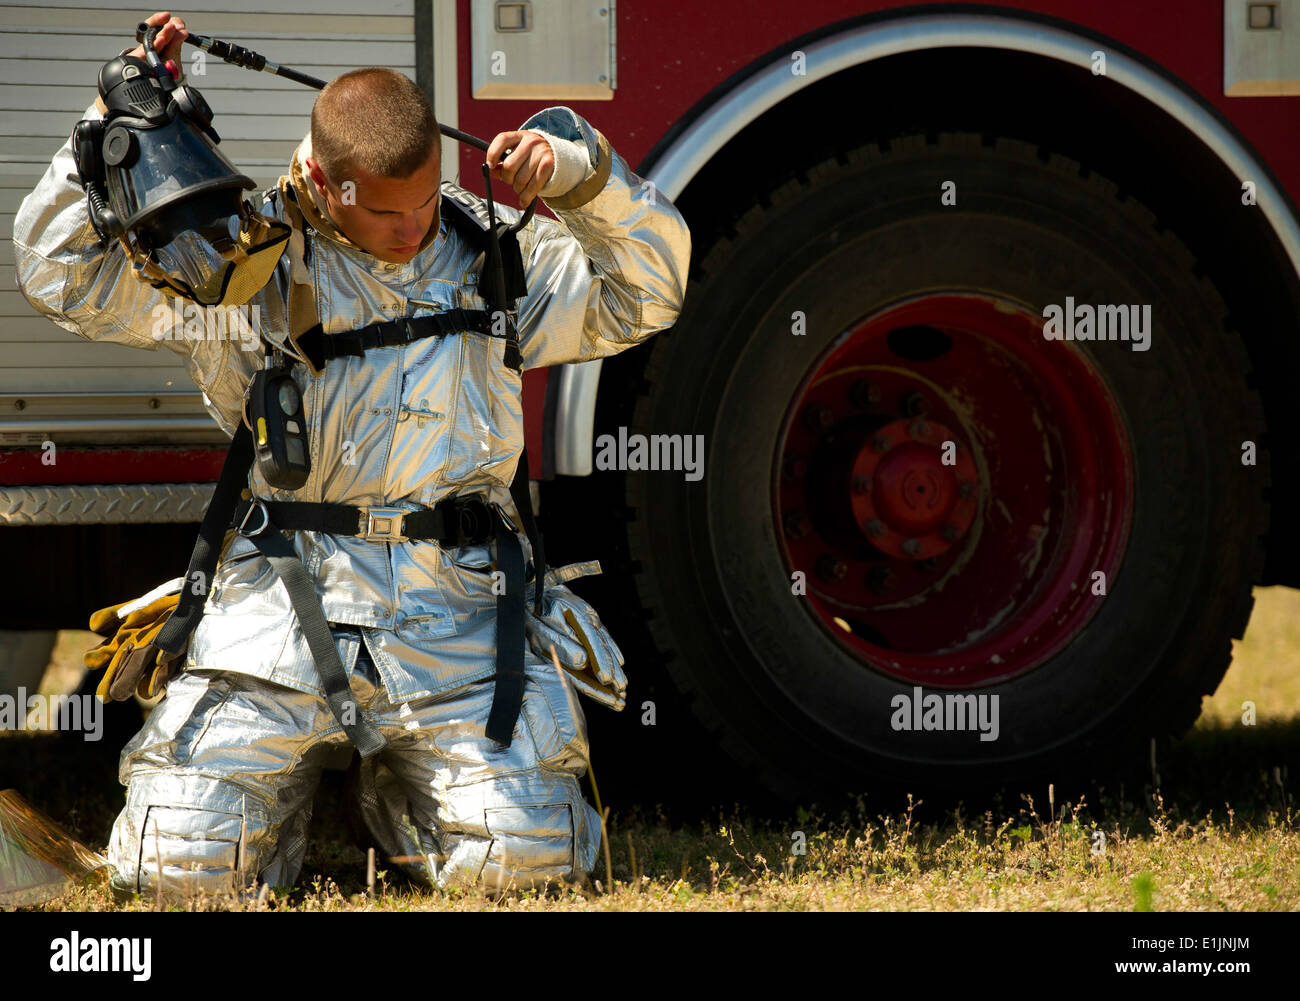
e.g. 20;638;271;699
134;22;536;231
138;25;177;93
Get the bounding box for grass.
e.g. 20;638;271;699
4;587;1298;912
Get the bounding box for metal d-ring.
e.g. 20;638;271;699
237;498;271;537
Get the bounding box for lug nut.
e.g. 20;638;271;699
903;392;929;417
908;419;931;440
866;566;895;593
852;475;871;494
803;405;834;433
784;512;811;540
849;380;882;410
940;523;959;542
870;435;891;453
816;554;848;581
901;538;922;557
864;518;886;538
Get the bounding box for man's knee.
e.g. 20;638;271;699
439;781;603;894
107;772;277;898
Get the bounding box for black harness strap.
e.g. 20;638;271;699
485;517;527;745
228;490;529;748
442;194;529;305
454;184;537;738
154;422;387;754
509;448;545;618
245;525;387;758
154;421;253;659
295;309;507;373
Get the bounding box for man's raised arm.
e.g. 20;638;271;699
14;94;177;352
495;106;691;371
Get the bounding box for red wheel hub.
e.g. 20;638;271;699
774;293;1133;686
849;418;977;561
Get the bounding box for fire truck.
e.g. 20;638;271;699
3;1;1298;800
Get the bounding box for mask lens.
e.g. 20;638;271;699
104;114;251;236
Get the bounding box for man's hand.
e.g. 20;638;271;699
486;130;555;207
126;10;188;75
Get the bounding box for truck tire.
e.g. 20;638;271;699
618;133;1268;801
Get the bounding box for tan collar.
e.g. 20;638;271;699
288;133;362;250
288;133;441;256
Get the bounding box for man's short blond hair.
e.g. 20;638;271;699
310;67;438;183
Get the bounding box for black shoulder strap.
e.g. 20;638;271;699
439;193;489;250
442;189;545;611
440;192;528;313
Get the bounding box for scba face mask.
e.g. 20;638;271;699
131;201;289;309
73;50;289;308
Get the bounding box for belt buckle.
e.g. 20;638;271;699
237;498;270;537
363;507;407;543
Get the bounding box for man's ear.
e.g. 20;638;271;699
304;157;328;197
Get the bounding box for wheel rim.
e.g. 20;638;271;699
774;293;1135;686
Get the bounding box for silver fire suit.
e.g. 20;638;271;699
13;98;690;896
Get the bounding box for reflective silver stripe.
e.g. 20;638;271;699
554;358;603;476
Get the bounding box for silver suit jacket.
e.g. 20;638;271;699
14;101;690;703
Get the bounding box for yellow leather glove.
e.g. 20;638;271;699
525;583;627;711
85;584;185;702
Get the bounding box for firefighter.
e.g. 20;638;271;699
12;11;690;898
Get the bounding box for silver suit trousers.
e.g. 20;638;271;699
106;629;602;898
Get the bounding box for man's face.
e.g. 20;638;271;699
306;146;440;264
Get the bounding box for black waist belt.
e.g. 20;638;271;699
231;495;497;546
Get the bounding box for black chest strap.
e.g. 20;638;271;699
296;308;522;374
